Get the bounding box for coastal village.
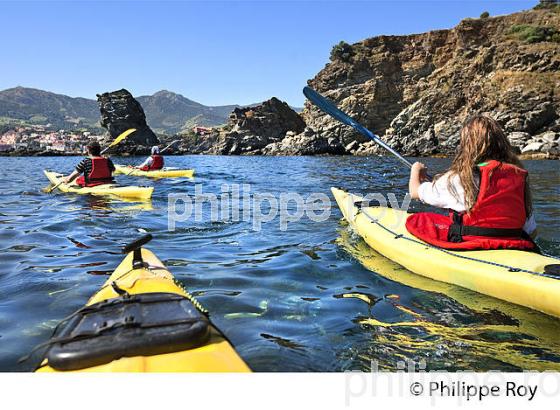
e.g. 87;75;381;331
0;124;216;155
0;125;104;154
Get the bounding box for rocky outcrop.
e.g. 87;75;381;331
97;89;159;153
221;97;306;154
230;98;305;138
177;97;310;155
262;128;345;155
304;7;560;158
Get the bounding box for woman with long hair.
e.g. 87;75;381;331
406;115;537;250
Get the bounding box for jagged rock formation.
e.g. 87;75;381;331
304;6;560;158
177;97;308;155
231;98;305;136
97;89;159;153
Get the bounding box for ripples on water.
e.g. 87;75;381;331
0;156;558;371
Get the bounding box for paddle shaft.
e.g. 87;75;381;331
46;181;63;193
303;86;420;172
160;140;180;154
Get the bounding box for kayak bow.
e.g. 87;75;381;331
35;234;250;372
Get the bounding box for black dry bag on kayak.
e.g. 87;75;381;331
45;292;210;371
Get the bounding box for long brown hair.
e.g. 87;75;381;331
441;115;532;214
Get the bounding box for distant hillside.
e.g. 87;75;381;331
136;90;238;134
0;87;265;134
0;87;100;130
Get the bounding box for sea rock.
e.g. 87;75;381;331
353;141;378;156
504;118;525;133
538;131;559;143
507;132;531;150
225;97;305;146
97;89;159;152
345;140;360;153
261;128;345;156
521;141;545;153
177;97;310;155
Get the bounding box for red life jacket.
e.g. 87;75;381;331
140;155;164;171
77;157;114;187
405;160;535;250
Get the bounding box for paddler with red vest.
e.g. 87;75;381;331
135;146;165;171
406;115;537;251
63;141;115;187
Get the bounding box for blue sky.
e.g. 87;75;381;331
0;0;536;106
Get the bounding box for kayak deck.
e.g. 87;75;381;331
37;248;250;372
114;164;194;178
44;170;153;200
331;187;560;318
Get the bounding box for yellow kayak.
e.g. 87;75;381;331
336;227;560;371
114;164;194;179
331;188;560;318
44;170;153;200
36;235;250;372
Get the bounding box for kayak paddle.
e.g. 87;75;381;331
303;86;415;171
45;180;64;194
46;128;137;193
101;128;137;155
160;139;180;154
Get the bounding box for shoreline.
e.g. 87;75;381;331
0;152;557;160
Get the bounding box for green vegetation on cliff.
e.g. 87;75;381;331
509;24;560;43
534;0;560;12
330;41;354;62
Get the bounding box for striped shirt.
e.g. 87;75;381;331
75;157;115;178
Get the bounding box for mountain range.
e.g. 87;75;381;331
0;86;286;134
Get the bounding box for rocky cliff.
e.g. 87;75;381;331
97;89;159;153
304;6;560;158
3;7;558;158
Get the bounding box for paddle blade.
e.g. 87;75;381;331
108;128;137;148
303;86;414;169
303;86;375;140
45;181;62;193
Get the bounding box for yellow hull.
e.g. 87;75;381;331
37;248;250;372
336;228;560;371
331;188;560;318
114;165;194;179
44;170;153;200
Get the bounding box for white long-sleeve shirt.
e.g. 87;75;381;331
418;172;537;235
138;156;154;169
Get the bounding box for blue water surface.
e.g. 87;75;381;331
0;156;558;371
